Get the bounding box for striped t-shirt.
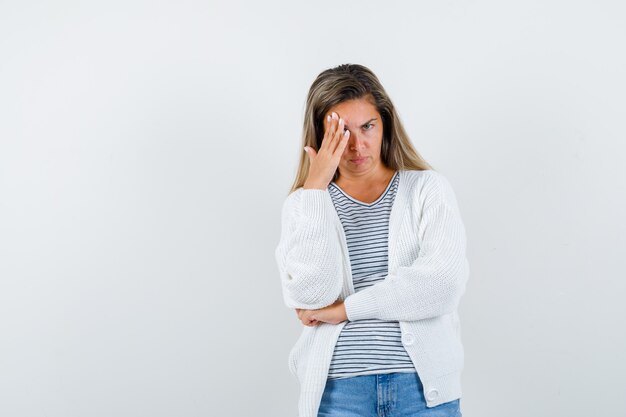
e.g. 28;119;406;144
326;170;416;379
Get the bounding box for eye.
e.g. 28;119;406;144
362;123;373;130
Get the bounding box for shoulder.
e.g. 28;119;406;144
282;187;327;207
280;186;334;220
400;169;451;192
400;169;461;210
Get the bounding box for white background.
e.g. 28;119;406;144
1;1;625;416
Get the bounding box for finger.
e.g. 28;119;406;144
331;115;343;150
322;112;339;152
305;312;318;325
328;118;348;155
304;146;317;162
319;114;332;152
333;128;350;155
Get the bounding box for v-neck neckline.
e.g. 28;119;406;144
331;171;398;207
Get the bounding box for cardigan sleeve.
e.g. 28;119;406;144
274;188;344;310
343;173;469;322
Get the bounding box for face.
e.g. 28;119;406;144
324;97;384;178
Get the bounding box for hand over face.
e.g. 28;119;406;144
295;299;348;327
303;111;350;190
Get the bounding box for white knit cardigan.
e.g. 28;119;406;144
275;169;470;417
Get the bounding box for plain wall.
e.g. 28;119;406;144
1;1;625;416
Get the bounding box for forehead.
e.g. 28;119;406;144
326;98;379;125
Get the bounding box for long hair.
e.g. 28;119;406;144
289;63;434;193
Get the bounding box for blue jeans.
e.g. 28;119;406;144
317;372;461;417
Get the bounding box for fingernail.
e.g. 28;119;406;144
327;115;331;122
332;112;337;119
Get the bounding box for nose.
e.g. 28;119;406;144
348;132;365;151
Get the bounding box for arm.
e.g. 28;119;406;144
343;173;469;322
274;188;344;310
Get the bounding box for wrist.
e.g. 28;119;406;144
303;180;327;190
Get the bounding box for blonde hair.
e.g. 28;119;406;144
288;63;434;194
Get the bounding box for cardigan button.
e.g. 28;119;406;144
401;332;415;345
426;388;439;401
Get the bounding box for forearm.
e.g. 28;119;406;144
276;189;344;309
344;196;469;322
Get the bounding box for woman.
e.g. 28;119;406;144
275;63;469;417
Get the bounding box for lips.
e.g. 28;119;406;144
351;157;367;163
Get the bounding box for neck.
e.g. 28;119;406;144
336;164;395;187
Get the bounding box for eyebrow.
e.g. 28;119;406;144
345;118;377;129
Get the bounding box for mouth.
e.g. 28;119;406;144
351;157;367;163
